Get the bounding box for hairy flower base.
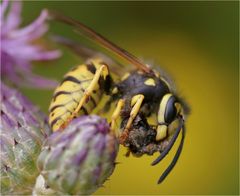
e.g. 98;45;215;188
37;115;119;195
0;83;51;194
33;175;57;195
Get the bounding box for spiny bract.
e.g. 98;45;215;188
0;83;51;194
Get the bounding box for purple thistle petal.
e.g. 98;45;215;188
12;24;48;42
24;74;59;89
0;0;9;23
0;1;61;89
10;9;48;38
2;1;22;34
30;50;62;61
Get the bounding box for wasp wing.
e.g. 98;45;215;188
51;35;128;77
47;10;151;73
51;35;97;59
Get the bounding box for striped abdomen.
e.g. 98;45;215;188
49;58;110;131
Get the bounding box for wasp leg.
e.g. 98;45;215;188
61;64;109;128
73;64;109;115
110;99;125;137
119;94;144;144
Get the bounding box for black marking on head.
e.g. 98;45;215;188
87;63;96;74
164;96;177;124
61;76;81;84
53;91;71;101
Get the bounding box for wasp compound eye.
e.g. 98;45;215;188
158;93;177;125
164;95;177;124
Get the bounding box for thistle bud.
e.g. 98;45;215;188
37;115;119;195
0;83;51;194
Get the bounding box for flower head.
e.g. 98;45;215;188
0;82;52;194
37;115;119;195
0;0;61;89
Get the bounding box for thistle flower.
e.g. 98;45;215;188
0;83;52;194
0;0;61;89
36;115;119;195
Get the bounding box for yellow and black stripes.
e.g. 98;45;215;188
49;58;110;131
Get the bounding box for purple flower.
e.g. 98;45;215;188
37;115;119;195
0;0;61;89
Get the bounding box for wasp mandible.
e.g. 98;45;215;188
48;11;189;184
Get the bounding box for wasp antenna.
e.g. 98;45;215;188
47;10;152;73
151;118;183;166
157;125;185;184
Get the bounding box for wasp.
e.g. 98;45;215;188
48;11;189;184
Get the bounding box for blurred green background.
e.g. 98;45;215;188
21;1;238;195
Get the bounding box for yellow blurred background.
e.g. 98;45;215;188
21;1;238;195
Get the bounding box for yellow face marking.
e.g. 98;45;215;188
121;72;130;81
144;78;156;86
156;125;168;141
158;93;172;123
